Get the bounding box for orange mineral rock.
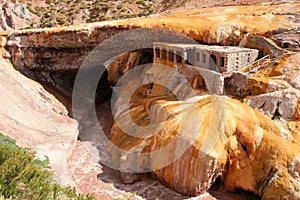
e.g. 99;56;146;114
108;95;300;199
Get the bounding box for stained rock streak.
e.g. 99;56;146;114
108;94;300;199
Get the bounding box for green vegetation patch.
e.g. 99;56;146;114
0;133;94;200
24;0;155;28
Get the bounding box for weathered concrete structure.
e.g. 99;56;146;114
153;42;258;74
151;42;258;95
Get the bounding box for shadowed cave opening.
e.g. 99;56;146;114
25;49;153;116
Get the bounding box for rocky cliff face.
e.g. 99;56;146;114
0;2;37;30
0;56;78;186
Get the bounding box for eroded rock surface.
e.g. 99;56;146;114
272;31;300;51
0;57;78;186
0;1;299;199
108;94;300;199
0;3;35;31
228;53;300;139
70;100;261;199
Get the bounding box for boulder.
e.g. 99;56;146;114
245;88;300;121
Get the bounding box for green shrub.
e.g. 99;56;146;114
138;11;149;17
60;9;67;14
40;18;52;28
90;12;99;19
2;2;8;9
46;0;54;4
94;5;101;10
116;4;123;10
22;25;34;30
70;13;76;20
136;0;145;6
101;14;110;21
80;4;88;9
125;0;134;3
26;5;35;15
122;14;137;19
31;6;47;17
75;9;81;14
148;8;154;14
144;4;152;11
56;17;65;25
0;133;94;200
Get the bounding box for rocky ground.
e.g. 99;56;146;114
0;0;274;30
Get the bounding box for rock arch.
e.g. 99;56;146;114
190;75;208;92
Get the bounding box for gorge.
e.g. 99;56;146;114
0;1;299;199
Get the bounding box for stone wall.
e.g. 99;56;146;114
154;56;224;95
153;43;258;76
179;64;224;95
226;50;258;72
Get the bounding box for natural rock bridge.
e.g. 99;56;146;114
0;3;299;198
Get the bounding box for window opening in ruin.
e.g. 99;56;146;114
185;60;192;65
176;51;182;63
169;50;174;61
202;53;206;63
155;48;160;58
220;57;225;67
162;48;167;59
196;52;200;62
283;42;289;48
146;83;154;96
209;54;217;71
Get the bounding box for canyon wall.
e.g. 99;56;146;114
0;56;79;186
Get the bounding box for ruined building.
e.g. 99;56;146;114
147;42;259;96
153;42;259;74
